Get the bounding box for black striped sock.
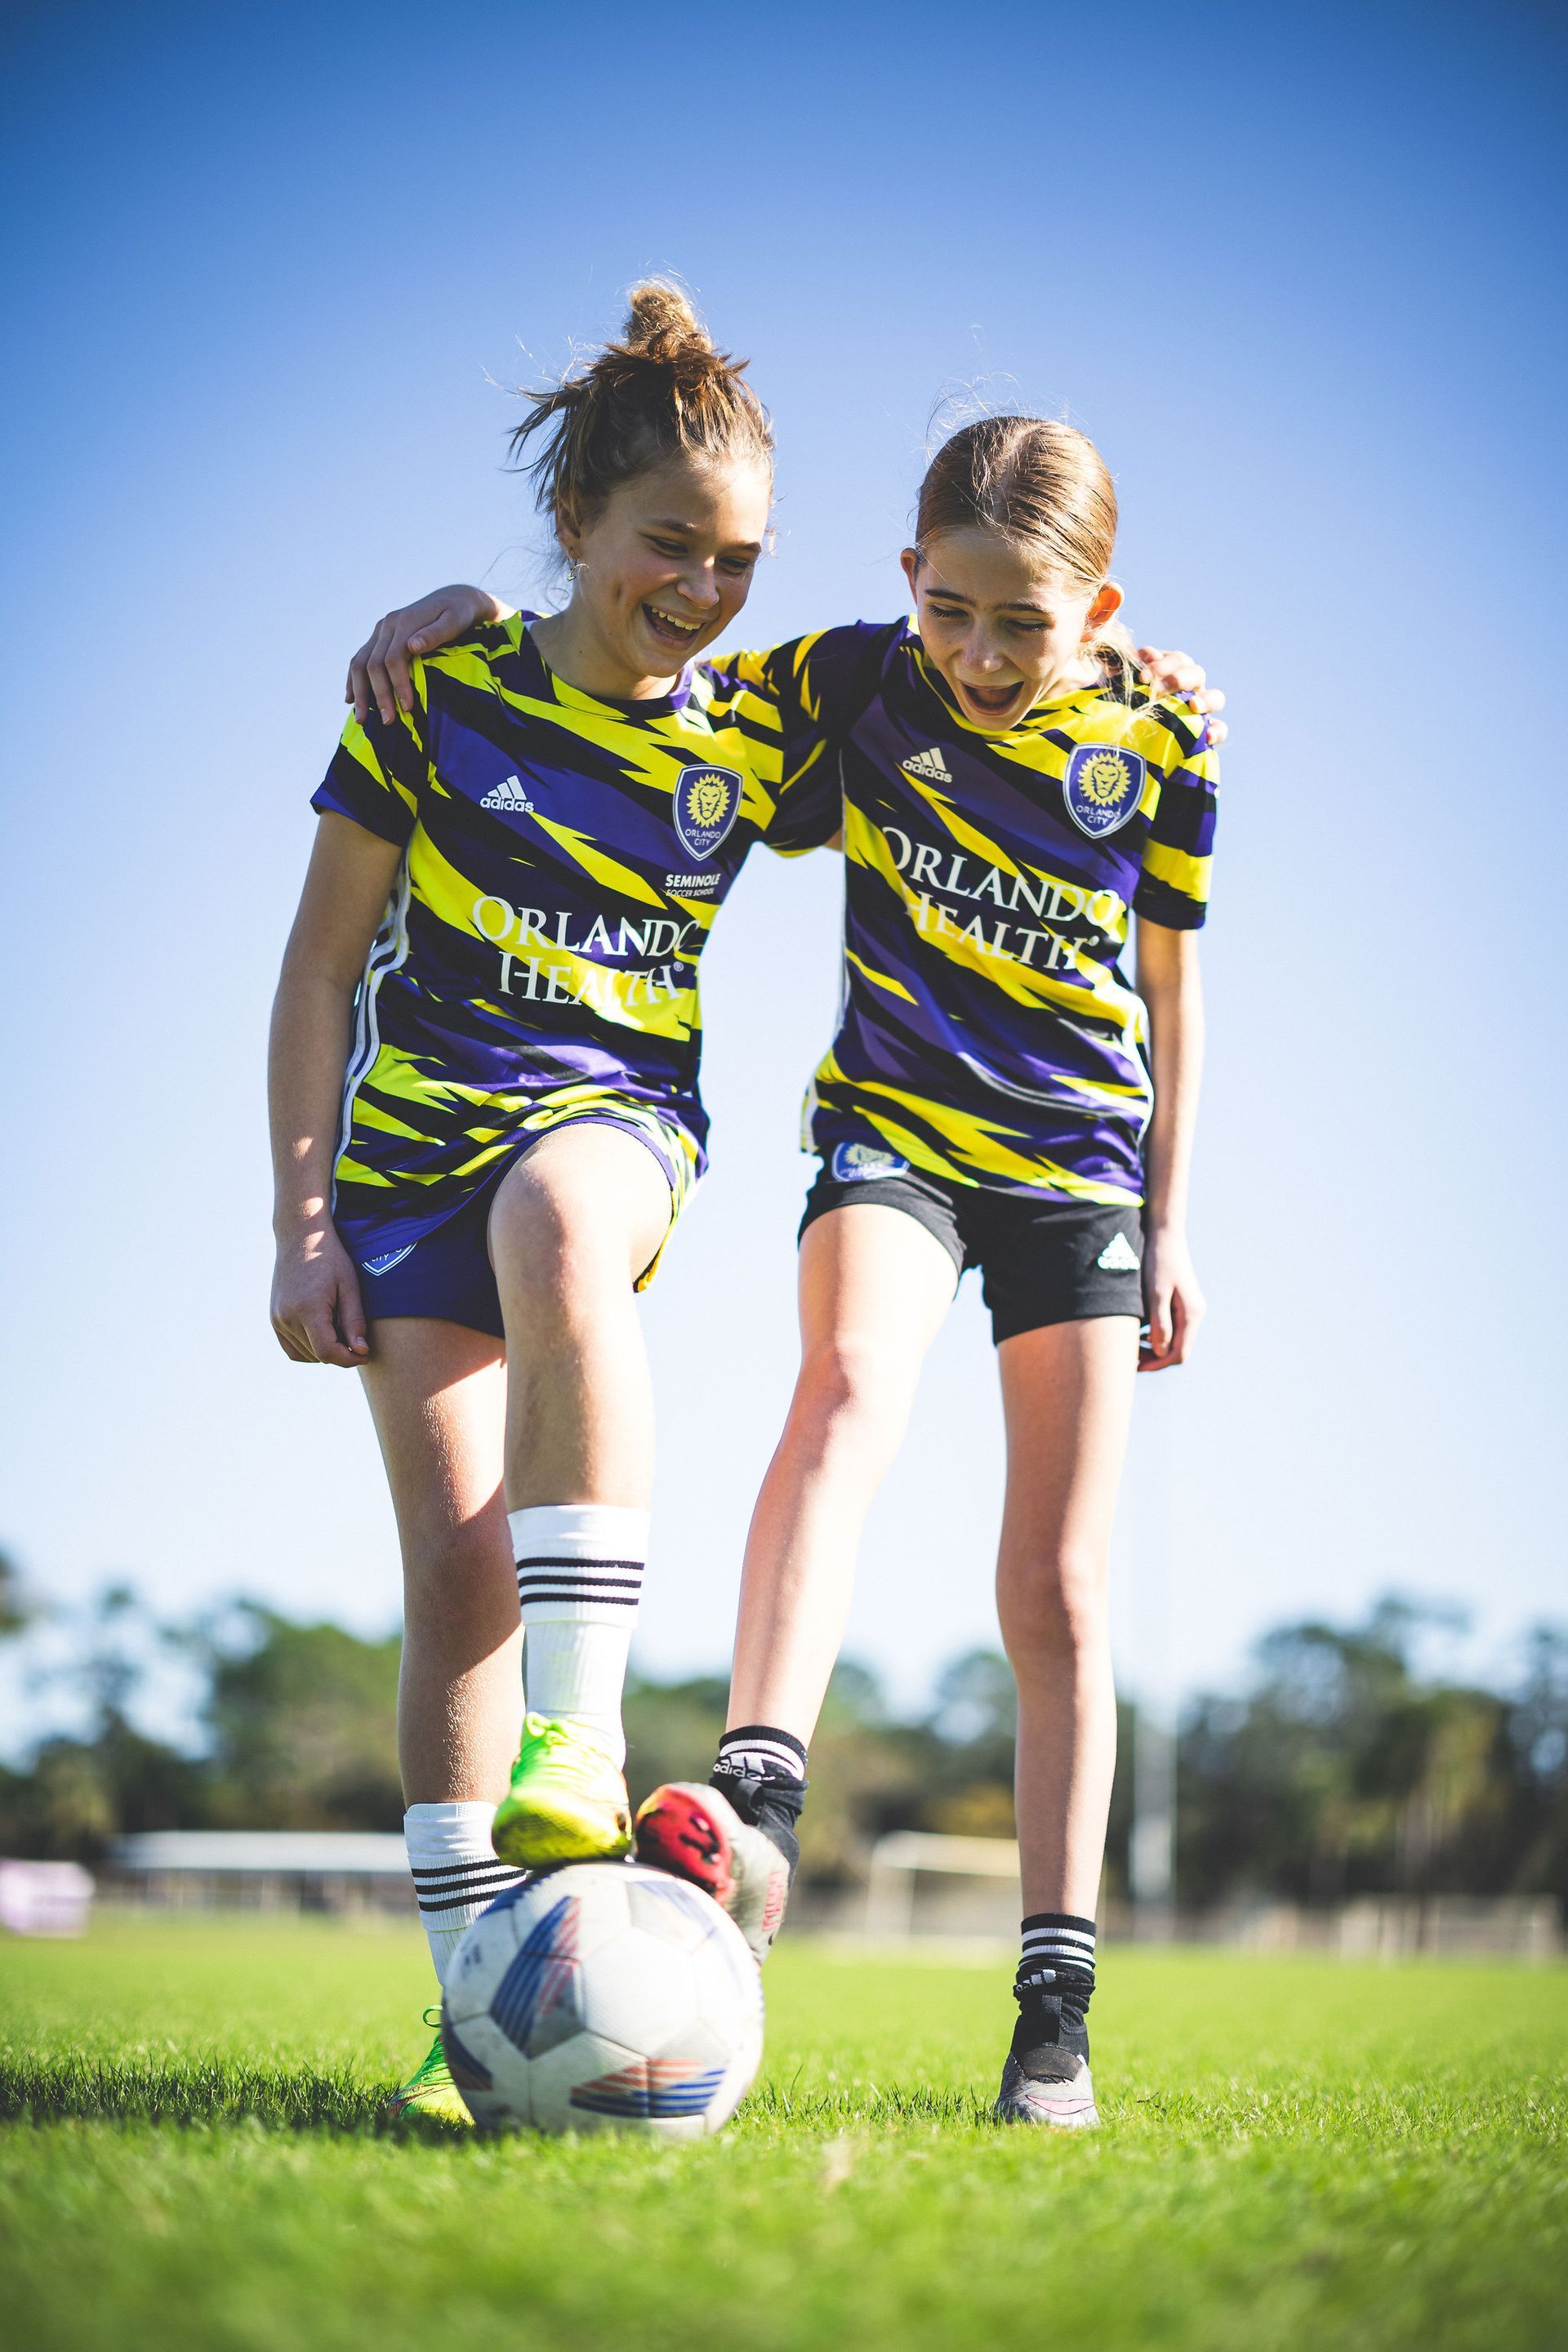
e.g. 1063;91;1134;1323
710;1726;807;1874
1018;1912;1097;2008
713;1724;808;1784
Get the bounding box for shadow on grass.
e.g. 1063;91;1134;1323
0;2053;468;2139
2;2056;998;2140
746;2078;994;2131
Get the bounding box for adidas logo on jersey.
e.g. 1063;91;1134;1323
902;746;953;784
1097;1232;1141;1273
479;774;535;813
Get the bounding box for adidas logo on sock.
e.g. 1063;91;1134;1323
1097;1231;1141;1272
902;746;953;784
479;773;536;813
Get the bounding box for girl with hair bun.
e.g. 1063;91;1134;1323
270;283;834;2121
299;292;1223;2126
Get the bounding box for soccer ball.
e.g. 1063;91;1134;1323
440;1860;764;2137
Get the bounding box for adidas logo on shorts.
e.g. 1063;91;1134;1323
902;746;953;784
479;774;536;813
1096;1232;1141;1273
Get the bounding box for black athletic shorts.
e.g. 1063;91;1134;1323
799;1165;1145;1347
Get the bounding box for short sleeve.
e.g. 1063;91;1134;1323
310;672;429;848
706;621;894;855
1132;702;1218;930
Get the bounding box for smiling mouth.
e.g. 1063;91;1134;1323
643;603;705;648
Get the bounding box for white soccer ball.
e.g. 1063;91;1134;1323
440;1860;764;2138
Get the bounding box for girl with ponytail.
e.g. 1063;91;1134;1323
295;290;1224;2126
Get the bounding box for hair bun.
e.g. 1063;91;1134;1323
623;280;707;354
509;284;770;538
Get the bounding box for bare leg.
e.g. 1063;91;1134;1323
727;1205;957;1740
995;1318;1139;1919
487;1125;673;1510
359;1317;519;1805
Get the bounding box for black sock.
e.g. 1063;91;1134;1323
1016;1912;1097;2017
710;1725;808;1876
1009;1986;1091;2070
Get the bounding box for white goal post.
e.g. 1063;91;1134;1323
862;1830;1021;1940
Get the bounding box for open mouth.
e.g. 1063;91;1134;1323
956;676;1027;721
642;603;705;653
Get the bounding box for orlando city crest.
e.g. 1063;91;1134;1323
1063;744;1145;840
673;764;742;863
831;1140;909;1183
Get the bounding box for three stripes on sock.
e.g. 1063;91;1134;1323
712;1724;808;1784
403;1800;524;1987
1018;1911;1097;2009
509;1503;648;1771
406;1503;650;1986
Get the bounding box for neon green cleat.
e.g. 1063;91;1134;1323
492;1712;633;1868
386;2012;474;2127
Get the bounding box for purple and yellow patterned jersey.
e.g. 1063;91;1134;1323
310;613;838;1259
746;618;1218;1205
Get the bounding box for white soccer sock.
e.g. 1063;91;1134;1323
403;1802;524;1988
510;1503;648;1771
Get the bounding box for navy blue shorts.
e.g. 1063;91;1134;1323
354;1174;511;1339
348;1111;689;1341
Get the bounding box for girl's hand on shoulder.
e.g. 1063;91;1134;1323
270;1225;370;1369
1139;1223;1205;1372
1135;646;1227;750
347;586;514;727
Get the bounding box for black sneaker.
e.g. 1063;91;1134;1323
993;1984;1098;2128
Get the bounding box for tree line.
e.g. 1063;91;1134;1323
1;1554;1563;1910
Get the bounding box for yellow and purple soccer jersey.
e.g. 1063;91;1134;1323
310;613;839;1262
756;619;1219;1206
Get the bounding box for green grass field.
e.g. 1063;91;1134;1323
2;1918;1564;2352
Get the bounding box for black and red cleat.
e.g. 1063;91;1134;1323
633;1781;737;1903
632;1782;791;1963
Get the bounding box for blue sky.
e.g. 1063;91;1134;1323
1;0;1563;1748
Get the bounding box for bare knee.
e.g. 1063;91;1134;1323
998;1548;1109;1673
787;1334;911;1467
490;1174;621;1317
400;1515;515;1638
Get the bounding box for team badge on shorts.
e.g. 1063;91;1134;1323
831;1140;910;1183
673;765;742;863
1063;745;1145;839
360;1243;416;1276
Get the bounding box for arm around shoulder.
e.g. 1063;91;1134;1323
347;585;514;725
